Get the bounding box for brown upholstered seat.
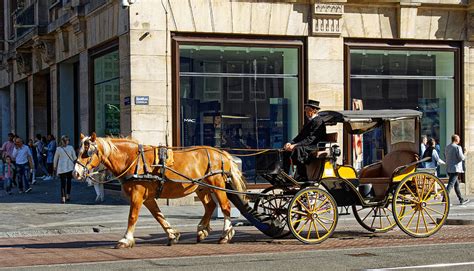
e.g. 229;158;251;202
359;150;417;199
306;132;338;181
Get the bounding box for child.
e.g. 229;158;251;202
3;156;15;195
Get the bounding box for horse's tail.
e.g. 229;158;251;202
225;152;247;194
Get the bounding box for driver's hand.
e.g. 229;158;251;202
284;143;291;151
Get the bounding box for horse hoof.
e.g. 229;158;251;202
115;241;133;249
167;232;181;246
218;228;235;244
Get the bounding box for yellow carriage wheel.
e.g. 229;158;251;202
392;172;449;238
352;203;399;233
287;187;338;244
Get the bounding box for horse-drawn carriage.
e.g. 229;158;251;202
254;109;449;243
73;109;449;247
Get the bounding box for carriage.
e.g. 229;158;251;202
252;109;450;244
74;109;450;247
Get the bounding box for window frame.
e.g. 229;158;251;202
172;34;306;146
344;39;463;166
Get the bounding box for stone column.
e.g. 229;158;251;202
79;51;89;134
49;64;58;138
27;75;34;140
9;83;14;134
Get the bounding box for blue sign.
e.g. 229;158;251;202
135;96;149;105
124;96;131;106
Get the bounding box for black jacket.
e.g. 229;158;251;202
290;116;327;147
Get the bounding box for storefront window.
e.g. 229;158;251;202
93;50;120;136
179;45;301;180
350;49;455;176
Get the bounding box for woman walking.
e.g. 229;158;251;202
53;135;77;203
423;138;445;176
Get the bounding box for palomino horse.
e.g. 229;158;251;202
72;133;247;248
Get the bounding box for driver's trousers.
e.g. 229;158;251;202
283;145;318;179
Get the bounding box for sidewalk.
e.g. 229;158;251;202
0;178;227;238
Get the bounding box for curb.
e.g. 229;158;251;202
443;218;474;225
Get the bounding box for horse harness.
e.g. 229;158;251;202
117;145;235;199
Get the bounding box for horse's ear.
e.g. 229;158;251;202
80;133;85;140
90;132;97;142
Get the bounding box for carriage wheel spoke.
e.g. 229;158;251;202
361;207;375;223
313;219;320;239
425;206;446;216
291;217;306;225
425;189;445;202
423;208;438;226
292;210;308;216
405;209;418;229
312;192;320;212
398;194;419;204
316;207;334;215
306;219;313;239
296;199;311;213
398;207;415;220
317;215;334;223
296;219;310;235
422;180;436;202
382;207;393;226
315;198;329;211
420;209;429;232
420;176;427;202
415;209;422;233
403;183;419;202
370;208;377;229
315;217;330;233
426;202;446;205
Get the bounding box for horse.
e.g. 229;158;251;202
72;133;247;248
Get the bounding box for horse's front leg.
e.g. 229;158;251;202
116;190;144;249
143;198;181;246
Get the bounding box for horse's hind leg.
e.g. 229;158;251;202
143;198;181;246
195;188;216;242
209;177;235;244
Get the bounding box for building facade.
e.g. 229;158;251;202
1;0;473;201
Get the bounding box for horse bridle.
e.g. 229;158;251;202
76;140;103;180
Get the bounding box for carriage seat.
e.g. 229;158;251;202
359;150;417;199
306;132;338;180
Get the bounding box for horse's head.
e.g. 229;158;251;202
73;132;103;180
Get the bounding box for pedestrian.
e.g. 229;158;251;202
44;134;57;181
34;134;48;178
27;139;37;185
53;135;77;203
12;137;34;194
2;156;15;195
419;135;428;168
1;133;15;160
444;134;470;205
422;138;445;176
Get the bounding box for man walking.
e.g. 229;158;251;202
12;137;34;193
445;134;470;205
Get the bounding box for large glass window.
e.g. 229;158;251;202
179;44;301;180
350;49;455;176
93;50;120;136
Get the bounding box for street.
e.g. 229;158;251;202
0;179;473;270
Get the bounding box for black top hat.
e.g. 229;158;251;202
304;99;320;109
